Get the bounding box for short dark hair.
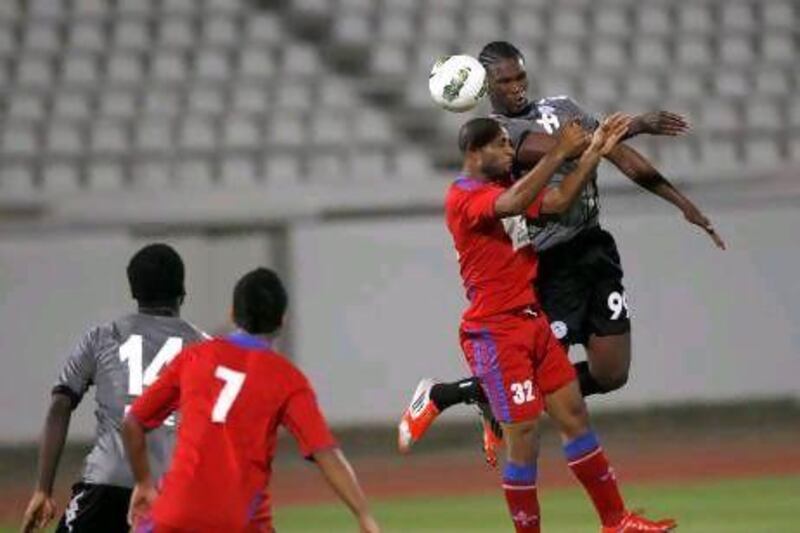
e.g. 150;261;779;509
478;41;524;72
458;117;503;153
127;243;186;304
232;268;287;335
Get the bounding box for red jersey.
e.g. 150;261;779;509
129;332;336;532
444;176;544;322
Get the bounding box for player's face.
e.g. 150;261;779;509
488;58;529;115
479;128;514;178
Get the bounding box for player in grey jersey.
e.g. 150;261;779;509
21;244;207;533
398;41;727;459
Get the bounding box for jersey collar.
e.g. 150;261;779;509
226;330;272;350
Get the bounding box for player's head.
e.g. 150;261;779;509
459;117;514;179
127;243;186;310
478;41;529;115
232;268;288;335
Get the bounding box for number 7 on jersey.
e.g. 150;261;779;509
212;366;245;423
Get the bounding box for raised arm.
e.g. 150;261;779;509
541;113;632;215
20;393;73;533
494;120;589;218
313;448;380;533
604;143;725;249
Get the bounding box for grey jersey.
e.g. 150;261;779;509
494;96;601;252
54;313;207;488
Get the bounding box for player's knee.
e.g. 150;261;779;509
596;367;629;392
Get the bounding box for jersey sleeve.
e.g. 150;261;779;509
281;373;337;459
452;184;504;230
555;96;600;131
128;348;187;430
52;328;99;408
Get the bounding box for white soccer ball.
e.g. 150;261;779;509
428;55;487;113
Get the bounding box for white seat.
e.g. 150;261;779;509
72;0;109;18
372;45;408;77
238;48;276;80
0;164;37;196
142;89;181;117
17;54;54;87
98;90;137;119
545;40;583;71
89;120;128;155
745;100;782;131
591;39;626;70
22;22;61;54
636;5;670;36
194;48;231;81
0;24;16;56
205;0;239;13
202;15;238;47
508;9;546;41
626;74;660;101
743;138;782;168
762;2;795;30
62;54;99;85
132;161;173;190
42;162;82;194
222;116;260;149
761;33;795;63
394;147;433;179
422;14;458;44
700;101;740;132
465;10;503;42
319;77;357;109
669;72;704;100
8;92;46;120
379;11;414;43
244;14;283;46
715;71;749;98
274;83;312;111
720;37;755;67
187;86;225;115
754;70;790;96
174;159;214;190
178;117;217;151
678;4;712;33
282;45;320;78
52;92;91;120
68;21;105;52
721;4;755;32
583;74;618;104
158;18;195;49
339;0;372;11
632;38;669;69
264;154;301;185
87;162;127;191
355;112;393;146
593;7;627;36
267;112;306;149
106;52;144;84
308;153;346;181
2;122;38;156
231;85;269;114
349;151;387;180
552;8;587;38
333;13;371;45
676;37;712;67
311;112;349;147
46;122;84;157
135;118;174;153
151;51;189;82
113;19;150;51
29;0;65;18
698;139;739;171
220;156;258;188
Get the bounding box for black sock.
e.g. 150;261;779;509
574;360;605;397
429;377;487;411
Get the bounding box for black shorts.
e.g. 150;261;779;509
536;226;631;346
55;482;131;533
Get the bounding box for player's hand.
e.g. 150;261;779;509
127;481;158;527
632;111;691;136
587;113;632;156
20;490;56;532
358;514;381;533
554;119;590;159
683;207;726;250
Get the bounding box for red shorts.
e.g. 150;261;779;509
460;308;576;423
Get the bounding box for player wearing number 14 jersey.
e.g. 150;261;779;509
123;268;380;533
21;244;206;533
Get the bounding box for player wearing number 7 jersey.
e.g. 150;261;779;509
123;268;380;533
21;244;207;533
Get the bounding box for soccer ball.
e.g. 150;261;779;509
428;55;487;113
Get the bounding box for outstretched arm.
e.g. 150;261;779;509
604;143;726;249
20;393;73;533
626;111;690;138
313;448;380;533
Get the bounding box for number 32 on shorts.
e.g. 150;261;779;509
510;380;536;405
607;291;630;320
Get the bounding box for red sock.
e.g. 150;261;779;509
565;432;625;527
502;463;540;532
